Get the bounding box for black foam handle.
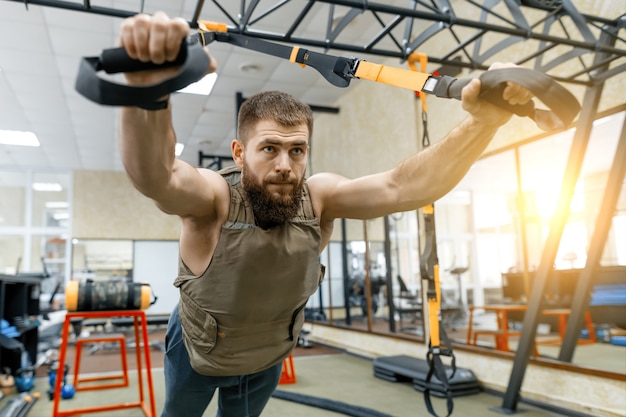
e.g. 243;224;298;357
434;75;467;100
99;38;189;74
436;75;535;118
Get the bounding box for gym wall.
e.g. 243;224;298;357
72;170;180;240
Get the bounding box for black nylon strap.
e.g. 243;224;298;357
424;327;456;417
135;99;169;111
424;352;454;417
83;279;93;311
220;33;354;88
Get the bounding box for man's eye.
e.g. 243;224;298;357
263;146;275;153
291;148;305;156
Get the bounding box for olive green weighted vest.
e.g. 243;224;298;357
174;166;324;376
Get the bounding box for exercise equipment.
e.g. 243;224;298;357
0;368;15;397
65;280;155;312
417;202;457;417
278;354;296;385
75;22;580;132
0;392;40;417
109;316;169;352
73;333;129;391
47;363;69;401
272;390;395;417
13;368;34;393
52;310;156;417
373;355;479;398
60;385;75;400
407;56;459;417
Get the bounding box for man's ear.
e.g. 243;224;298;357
231;139;244;167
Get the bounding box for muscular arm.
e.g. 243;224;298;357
310;71;532;222
117;12;225;220
119;106;226;219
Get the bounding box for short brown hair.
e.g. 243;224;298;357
237;91;313;143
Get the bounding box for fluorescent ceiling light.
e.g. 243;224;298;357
0;130;40;147
175;143;185;156
33;182;63;192
45;201;69;208
52;212;70;220
177;73;217;95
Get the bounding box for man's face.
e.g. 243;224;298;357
235;120;309;228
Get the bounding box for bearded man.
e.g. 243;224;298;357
118;11;532;417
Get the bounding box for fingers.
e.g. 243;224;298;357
164;17;191;62
460;78;482;114
488;62;533;105
487;61;515;71
461;62;535;127
502;81;533;105
119;11;190;65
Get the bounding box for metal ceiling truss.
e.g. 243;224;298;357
7;0;626;86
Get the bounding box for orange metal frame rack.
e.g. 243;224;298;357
52;310;157;417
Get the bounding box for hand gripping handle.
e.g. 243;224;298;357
74;37;209;106
430;68;581;131
98;39;190;74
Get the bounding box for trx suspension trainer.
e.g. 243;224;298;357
75;21;581;133
409;52;456;417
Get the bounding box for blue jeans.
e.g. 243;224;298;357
162;305;282;417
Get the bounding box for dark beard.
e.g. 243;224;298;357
241;169;304;229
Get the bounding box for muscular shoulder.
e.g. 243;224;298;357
179;167;231;223
306;170;398;222
306;172;346;223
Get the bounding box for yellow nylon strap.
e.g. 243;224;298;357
289;47;306;68
198;21;228;33
354;61;430;92
423;203;441;347
427;264;441;347
407;53;429;113
197;21;228;47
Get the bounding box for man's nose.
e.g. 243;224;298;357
275;151;292;172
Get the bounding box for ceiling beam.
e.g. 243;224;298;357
4;0;624;85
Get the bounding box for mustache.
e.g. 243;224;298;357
265;173;296;184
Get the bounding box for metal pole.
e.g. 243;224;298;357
384;216;397;333
363;221;373;331
514;148;532;301
559;114;626;361
341;219;352;325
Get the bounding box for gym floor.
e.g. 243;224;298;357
23;345;572;417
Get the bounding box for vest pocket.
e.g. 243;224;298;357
318;264;326;284
288;303;307;342
178;294;217;354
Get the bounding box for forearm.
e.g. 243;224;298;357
393;116;500;207
119;105;177;198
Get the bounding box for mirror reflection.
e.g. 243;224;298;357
306;111;626;376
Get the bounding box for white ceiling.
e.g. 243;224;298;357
0;0;623;185
0;0;394;173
